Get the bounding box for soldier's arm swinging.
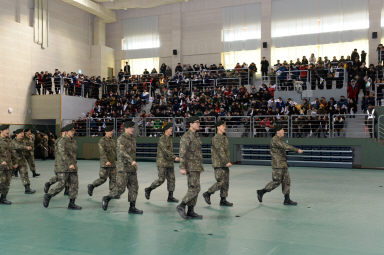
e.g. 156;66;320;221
179;136;188;172
159;138;176;161
118;139;135;166
98;139;109;166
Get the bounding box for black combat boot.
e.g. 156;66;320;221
176;202;188;219
167;191;178;203
0;194;12;205
144;187;152;200
68;199;82;210
32;171;40;177
24;184;36;194
187;206;203;219
102;196;111;211
202;191;212;205
64;187;69;196
43;194;51;208
283;194;297;206
87;184;94;196
44;182;51;193
128;201;143;214
257;189;266;203
220;197;233;207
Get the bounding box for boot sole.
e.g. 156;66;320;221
128;211;143;214
203;194;211;205
176;207;188;219
257;191;263;203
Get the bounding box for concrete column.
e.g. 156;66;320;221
94;17;106;46
171;3;182;68
369;0;382;65
261;0;272;62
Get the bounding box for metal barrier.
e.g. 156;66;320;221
142;117;174;137
216;116;251;137
378;115;384;141
332;114;374;138
62;119;87;137
375;83;384;106
89;118;115;137
192;116;216;137
252;115;289;138
290;115;330;138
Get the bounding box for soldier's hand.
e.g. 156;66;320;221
226;162;232;167
69;164;75;170
106;162;111;166
179;169;187;175
13;164;18;168
175;157;180;162
27;146;32;151
132;161;137;166
298;149;303;154
1;161;7;166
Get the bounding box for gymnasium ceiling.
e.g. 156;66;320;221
93;0;189;9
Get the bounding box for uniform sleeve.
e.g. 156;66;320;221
277;138;299;153
212;136;230;165
98;138;108;166
12;140;29;151
118;137;134;165
159;137;176;161
58;139;70;170
179;135;189;169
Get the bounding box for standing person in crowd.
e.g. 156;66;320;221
101;121;143;214
145;123;180;202
0;125;17;205
365;104;378;139
11;129;36;194
176;116;204;220
23;129;40;177
257;125;303;206
43;124;81;210
124;62;131;76
88;126;117;197
261;57;270;80
202;120;233;207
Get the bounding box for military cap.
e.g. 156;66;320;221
14;129;24;134
124;121;135;128
62;124;75;132
188;116;200;123
105;126;114;132
60;126;66;132
24;128;31;132
163;123;173;132
0;125;10;131
215;120;226;127
274;124;284;132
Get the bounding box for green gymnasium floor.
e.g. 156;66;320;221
1;160;384;255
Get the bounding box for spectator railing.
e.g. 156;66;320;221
67;114;382;139
275;70;309;91
290;115;330;138
378;115;384;140
181;68;250;85
331;114;374;138
218;116;252;138
375;83;384;106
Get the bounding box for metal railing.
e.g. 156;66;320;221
181;68;250;85
375;83;384;106
64;114;384;139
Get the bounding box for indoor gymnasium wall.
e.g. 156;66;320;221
0;0;93;124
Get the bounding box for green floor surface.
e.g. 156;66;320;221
1;160;384;255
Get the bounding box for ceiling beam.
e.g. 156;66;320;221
61;0;116;23
102;0;188;9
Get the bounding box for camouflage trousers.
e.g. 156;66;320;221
264;168;291;195
48;172;79;200
207;167;229;198
92;167;117;192
17;165;31;186
25;153;36;172
149;167;175;192
182;171;201;207
109;171;138;202
47;174;59;185
0;168;12;195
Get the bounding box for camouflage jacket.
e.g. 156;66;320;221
270;135;299;169
53;137;62;173
0;137;16;171
116;133;136;172
23;134;35;155
156;135;176;168
211;133;230;168
99;136;116;168
56;137;78;173
179;130;203;172
11;138;29;167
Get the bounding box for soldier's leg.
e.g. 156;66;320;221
127;172;142;214
92;168;108;187
28;154;40;177
19;165;35;194
203;168;225;205
282;169;296;205
44;174;59;193
186;172;202;219
257;169;283;203
0;170;12;204
102;171;127;211
68;173;81;210
108;167;117;192
166;168;178;202
48;173;67;197
182;172;201;206
220;168;230;198
149;167;166;190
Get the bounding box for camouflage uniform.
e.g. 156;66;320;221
0;137;16;196
264;135;299;195
11;138;31;186
149;134;176;191
109;133;138;202
46;137;62;186
48;136;79;199
207;133;230;197
91;136;116;191
23;134;36;173
180;130;204;207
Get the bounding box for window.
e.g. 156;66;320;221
221;50;260;70
122;16;160;51
121;58;159;76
